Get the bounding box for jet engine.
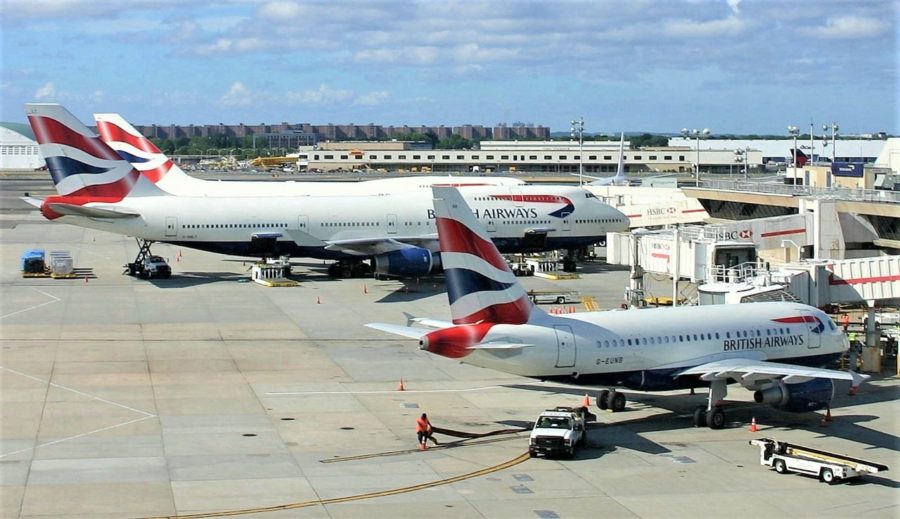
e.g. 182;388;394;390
753;378;834;412
373;248;442;278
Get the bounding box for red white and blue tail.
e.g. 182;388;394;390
94;113;197;193
25;104;163;219
432;186;534;325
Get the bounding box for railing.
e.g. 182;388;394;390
695;179;900;204
706;261;761;283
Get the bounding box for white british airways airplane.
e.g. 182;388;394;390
93;112;527;197
367;187;865;429
24;104;628;278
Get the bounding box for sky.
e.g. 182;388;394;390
1;0;896;135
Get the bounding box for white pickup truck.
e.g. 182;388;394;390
529;407;589;458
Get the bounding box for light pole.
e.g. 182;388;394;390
823;122;839;162
787;125;800;168
571;117;584;185
681;127;710;184
734;148;747;180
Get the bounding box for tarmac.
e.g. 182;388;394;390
1;208;898;518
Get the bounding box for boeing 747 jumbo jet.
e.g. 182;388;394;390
93;112;526;197
23;104;628;278
367;187;865;429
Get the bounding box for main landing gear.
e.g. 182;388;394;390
597;389;627;412
692;379;728;429
327;259;371;279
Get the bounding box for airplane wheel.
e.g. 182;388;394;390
609;391;626;412
598;390;610;410
774;459;787;474
556;297;565;304
693;406;707;428
340;265;353;278
327;264;339;278
707;406;725;429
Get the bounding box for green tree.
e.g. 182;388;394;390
437;134;473;149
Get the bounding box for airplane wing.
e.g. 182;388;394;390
325;235;438;256
45;202;140;219
675;358;869;388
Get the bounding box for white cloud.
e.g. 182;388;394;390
801;15;889;39
663;15;747;38
35;81;56;100
259;1;304;20
726;0;741;15
290;84;353;105
219;82;253;107
354;91;389;106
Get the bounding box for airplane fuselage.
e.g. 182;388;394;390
455;302;846;390
54;185;627;258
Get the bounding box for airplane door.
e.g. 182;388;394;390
510;187;524;206
561;213;571;232
800;310;821;349
386;214;398;235
297;215;309;232
554;324;576;368
486;219;497;233
165;217;177;238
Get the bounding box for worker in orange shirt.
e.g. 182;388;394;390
840;313;850;332
416;413;439;450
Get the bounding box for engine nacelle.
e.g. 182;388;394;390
753;378;834;413
374;248;441;278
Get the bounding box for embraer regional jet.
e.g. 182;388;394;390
367;187;865;429
23;104;628;278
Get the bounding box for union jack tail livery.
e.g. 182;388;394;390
94;113;198;193
24;104;161;219
433;186;535;325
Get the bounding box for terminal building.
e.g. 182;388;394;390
0;122;43;170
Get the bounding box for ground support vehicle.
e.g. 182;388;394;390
126;255;171;279
528;290;581;305
529;407;591;458
750;438;888;484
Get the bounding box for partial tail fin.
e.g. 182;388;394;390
95;113;194;189
791;148;809;167
431;186;533;325
613;132;626;182
25;103;146;200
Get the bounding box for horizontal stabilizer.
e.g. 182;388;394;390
469;342;532;350
365;323;429;340
20;196;43;209
46;202;140;219
403;312;453;329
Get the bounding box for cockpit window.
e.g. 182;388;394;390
585;192;597;198
825;316;836;331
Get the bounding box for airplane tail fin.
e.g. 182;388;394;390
613;132;626;182
24;104;162;217
94;113;195;190
791;148;809;167
431;186;534;325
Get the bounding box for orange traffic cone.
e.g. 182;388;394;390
825;407;833;422
316;295;321;304
749;417;758;432
582;393;590;407
84;275;88;283
397;378;405;391
363;284;368;294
